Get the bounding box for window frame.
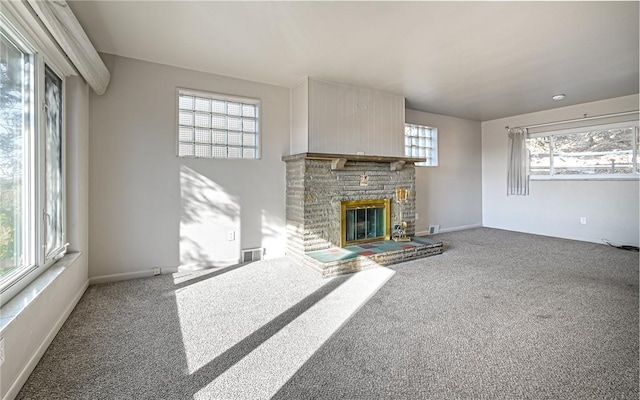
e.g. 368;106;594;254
527;121;640;181
0;9;69;307
404;123;438;167
176;88;262;160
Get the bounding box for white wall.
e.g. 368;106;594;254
291;78;406;157
308;79;405;157
1;76;90;400
88;54;290;279
482;95;639;246
290;78;308;154
405;109;483;234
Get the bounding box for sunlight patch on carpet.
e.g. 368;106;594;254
184;266;395;399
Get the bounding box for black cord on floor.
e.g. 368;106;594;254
602;239;640;252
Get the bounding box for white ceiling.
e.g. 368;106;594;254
67;1;639;121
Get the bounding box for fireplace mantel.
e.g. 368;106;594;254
282;152;424;171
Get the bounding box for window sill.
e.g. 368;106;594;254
0;252;82;333
531;175;639;181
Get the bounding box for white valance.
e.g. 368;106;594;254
27;0;110;95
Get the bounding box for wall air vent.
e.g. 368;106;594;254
242;248;264;263
428;225;440;235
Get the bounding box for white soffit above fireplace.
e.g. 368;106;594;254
67;1;639;121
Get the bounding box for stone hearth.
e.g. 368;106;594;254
283;153;443;276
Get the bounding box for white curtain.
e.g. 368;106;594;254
507;128;529;196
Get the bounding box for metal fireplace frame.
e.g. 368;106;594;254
340;198;391;247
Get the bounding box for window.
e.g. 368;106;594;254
44;65;65;258
527;122;639;179
405;123;437;166
0;14;67;306
177;88;260;159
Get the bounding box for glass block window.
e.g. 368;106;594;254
405;124;438;166
177;88;260;159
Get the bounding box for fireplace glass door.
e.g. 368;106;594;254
340;199;391;246
346;207;385;242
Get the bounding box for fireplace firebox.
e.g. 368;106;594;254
340;199;391;247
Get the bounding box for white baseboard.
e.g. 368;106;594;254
480;225;638;247
3;279;89;400
176;258;240;272
439;223;483;233
88;267;179;285
416;223;483;236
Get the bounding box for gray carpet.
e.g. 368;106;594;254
17;228;639;399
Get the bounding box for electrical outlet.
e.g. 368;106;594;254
227;231;236;241
153;267;161;276
415;213;419;221
0;337;5;366
580;217;587;225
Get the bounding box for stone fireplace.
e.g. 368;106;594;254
283;152;426;275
